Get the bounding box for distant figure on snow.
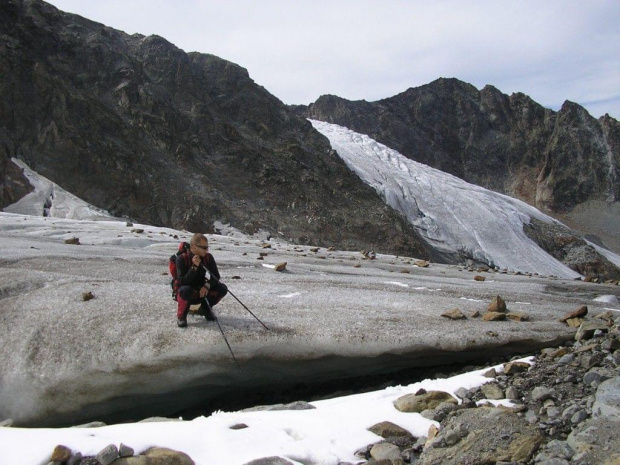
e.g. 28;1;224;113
176;233;227;327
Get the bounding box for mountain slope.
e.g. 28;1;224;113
296;78;620;253
311;120;620;279
0;0;430;258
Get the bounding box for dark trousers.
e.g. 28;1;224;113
176;282;228;319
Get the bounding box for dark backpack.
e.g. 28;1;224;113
169;242;190;300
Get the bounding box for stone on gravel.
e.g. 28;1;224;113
417;407;543;465
370;443;402;461
368;421;414;439
504;361;530;374
119;444;134;458
114;447;195;465
592;377;620;417
575;321;610;341
394;391;457;413
531;386;555;402
51;445;72;462
481;383;504;400
96;444;119;465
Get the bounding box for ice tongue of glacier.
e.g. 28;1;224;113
310;119;582;279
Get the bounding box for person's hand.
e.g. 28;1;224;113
192;255;201;267
199;285;209;297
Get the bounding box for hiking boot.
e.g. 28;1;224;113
200;303;217;321
177;318;187;328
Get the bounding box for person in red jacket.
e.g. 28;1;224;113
176;233;227;328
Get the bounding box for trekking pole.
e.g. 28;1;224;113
205;299;241;370
225;287;269;331
201;265;270;331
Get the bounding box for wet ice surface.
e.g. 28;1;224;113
310;120;586;279
2;212;618;430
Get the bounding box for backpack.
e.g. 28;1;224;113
169;242;190;300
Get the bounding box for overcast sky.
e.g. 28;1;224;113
46;0;620;118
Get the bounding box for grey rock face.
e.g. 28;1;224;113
0;0;430;260
298;79;620;218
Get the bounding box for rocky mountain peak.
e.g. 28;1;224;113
296;78;620;254
0;0;431;258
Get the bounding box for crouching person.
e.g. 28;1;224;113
176;233;228;328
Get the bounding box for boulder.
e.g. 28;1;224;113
274;262;287;272
566;318;584;327
474;275;486;281
592;377;620;417
51;445;72;463
481;383;504;400
119;444;135;458
368;421;414;439
504;361;530;375
370;443;402;461
441;308;466;320
483;312;506;321
487;296;507;313
96;444;119;465
560;305;588;322
394;391;457;413
417;407;543;465
531;386;555;402
575;321;610;341
114;448;195;465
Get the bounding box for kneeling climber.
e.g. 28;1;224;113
176;233;227;327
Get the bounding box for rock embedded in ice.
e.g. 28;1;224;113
441;308;466;320
560;305;588;323
487;295;507;313
274;262;287;272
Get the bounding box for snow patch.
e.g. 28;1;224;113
0;358;533;465
594;295;620;304
5;159;116;221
